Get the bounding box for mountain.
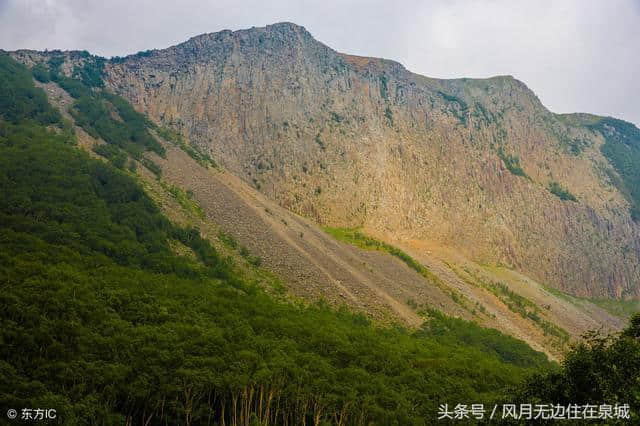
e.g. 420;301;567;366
8;22;639;358
89;22;639;300
2;21;640;423
0;47;556;425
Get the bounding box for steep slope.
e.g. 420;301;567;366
28;68;622;360
70;22;638;300
7;22;637;356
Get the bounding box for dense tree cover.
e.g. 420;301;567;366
1;53;555;424
417;310;550;369
0;55;62;125
43;53;166;166
509;314;640;423
0;121;552;425
590;117;640;221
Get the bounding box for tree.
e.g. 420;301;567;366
509;313;640;423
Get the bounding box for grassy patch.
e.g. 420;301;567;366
156;126;217;168
324;227;470;309
218;230;238;249
465;268;569;346
160;181;204;218
589;298;640;320
544;283;639;320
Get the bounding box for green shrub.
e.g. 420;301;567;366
315;133;325;151
55;74;93;98
218;230;238;249
437;90;469;124
47;55;65;75
31;63;51;83
379;74;388;99
70;92;165;159
157;126;217;167
385;105;393;125
509;314;640;422
141;158;162;177
162;182;204;218
497;147;528;177
72;56;105;87
548;181;577;201
93;143;127;169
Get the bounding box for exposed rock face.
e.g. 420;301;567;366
68;23;640;298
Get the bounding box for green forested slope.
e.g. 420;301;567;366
590;117;640;221
509;319;640;423
0;54;554;425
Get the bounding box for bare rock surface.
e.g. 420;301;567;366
92;23;640;299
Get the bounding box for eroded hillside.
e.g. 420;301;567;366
82;22;640;300
24;72;623;359
7;22;639;358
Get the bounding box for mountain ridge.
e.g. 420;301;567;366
7;22;640;300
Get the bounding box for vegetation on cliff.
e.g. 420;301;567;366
590;117;640;221
497;146;528;178
548;181;578;202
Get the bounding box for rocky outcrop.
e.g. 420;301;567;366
17;22;639;299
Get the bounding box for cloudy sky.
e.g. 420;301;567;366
1;0;639;125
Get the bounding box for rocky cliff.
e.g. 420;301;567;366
13;22;640;299
99;22;639;299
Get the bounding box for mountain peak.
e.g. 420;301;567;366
186;21;309;41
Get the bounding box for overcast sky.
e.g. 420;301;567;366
1;0;639;126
